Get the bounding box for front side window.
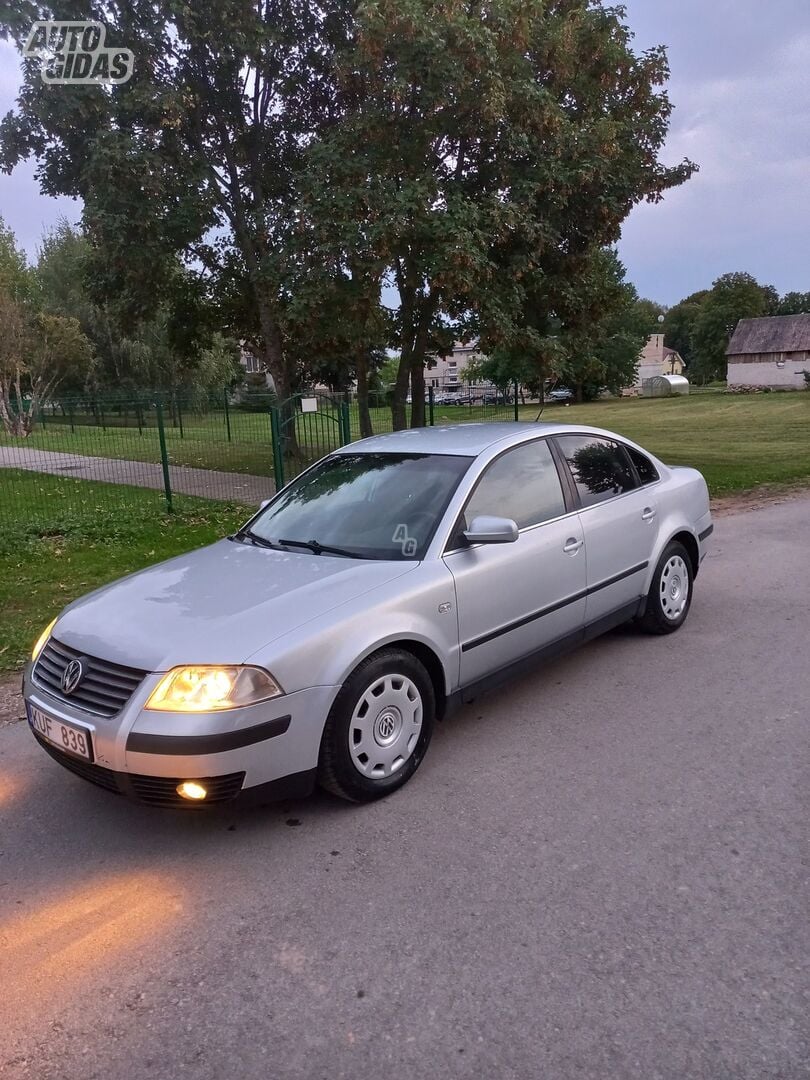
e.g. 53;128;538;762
461;439;566;533
248;453;471;560
555;435;638;508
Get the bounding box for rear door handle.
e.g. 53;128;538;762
641;507;657;522
563;537;584;554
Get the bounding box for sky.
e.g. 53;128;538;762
1;0;808;307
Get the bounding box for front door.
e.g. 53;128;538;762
443;438;588;687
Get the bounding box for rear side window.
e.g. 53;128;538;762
463;439;566;531
626;445;659;485
555;435;638;508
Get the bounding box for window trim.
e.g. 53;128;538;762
551;433;641;511
550;433;664;512
443;436;575;554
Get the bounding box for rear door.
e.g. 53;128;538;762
553;434;659;626
443;438;588;687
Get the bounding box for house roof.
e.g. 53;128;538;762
727;314;810;356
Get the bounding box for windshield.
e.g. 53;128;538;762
246;453;471;560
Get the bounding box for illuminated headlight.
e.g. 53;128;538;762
145;666;283;712
32;617;58;662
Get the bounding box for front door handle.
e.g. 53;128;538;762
563;537;584;554
641;507;657;522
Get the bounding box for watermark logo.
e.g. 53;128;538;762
23;22;134;85
392;524;418;557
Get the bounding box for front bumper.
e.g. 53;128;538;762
23;664;339;808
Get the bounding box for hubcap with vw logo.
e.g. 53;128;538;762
61;658;85;695
349;673;423;779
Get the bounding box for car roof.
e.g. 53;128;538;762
334;422;624;457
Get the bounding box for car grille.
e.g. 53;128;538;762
33;637;148;718
33;733;245;807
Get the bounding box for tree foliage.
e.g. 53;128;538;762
1;0;694;427
690;272;778;383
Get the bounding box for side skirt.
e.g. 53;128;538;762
445;598;643;714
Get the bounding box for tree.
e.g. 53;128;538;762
324;0;694;428
661;289;709;368
691;272;778;383
0;290;93;436
775;291;810;316
1;0;353;405
552;249;650;401
0;220;92;433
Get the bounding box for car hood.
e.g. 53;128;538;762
54;540;417;672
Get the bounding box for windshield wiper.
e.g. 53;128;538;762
231;527;282;550
278;538;374;559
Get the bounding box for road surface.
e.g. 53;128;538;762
0;498;807;1079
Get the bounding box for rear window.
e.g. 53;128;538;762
554;434;638;508
627;446;659;485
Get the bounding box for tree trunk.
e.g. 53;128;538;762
391;353;411;431
575;380;584;404
410;356;426;427
355;348;373;438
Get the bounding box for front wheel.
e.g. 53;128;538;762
317;649;436;802
638;541;694;635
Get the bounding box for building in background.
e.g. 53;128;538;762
726;314;810;389
635;334;685;388
426;341;486;390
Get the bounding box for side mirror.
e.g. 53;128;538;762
259;499;271;511
463;515;519;545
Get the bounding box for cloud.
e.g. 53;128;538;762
619;1;810;303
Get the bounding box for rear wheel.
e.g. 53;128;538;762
638;541;694;635
318;649;436;802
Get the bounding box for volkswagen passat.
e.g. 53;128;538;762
25;423;712;807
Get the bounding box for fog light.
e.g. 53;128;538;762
176;781;207;801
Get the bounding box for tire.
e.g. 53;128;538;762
638;540;694;635
317;648;436;802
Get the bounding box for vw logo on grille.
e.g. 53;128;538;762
61;658;85;695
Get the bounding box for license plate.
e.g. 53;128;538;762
28;704;94;762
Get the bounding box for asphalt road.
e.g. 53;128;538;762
1;498;808;1080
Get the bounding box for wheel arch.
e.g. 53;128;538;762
348;638;450;721
667;529;700;578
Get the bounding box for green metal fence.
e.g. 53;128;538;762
0;384;520;537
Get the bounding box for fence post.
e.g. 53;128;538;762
155;400;174;513
513;380;519;422
223;388;232;442
428;385;435;427
340;399;351;445
269;406;285;490
176;395;184;439
68;403;75;435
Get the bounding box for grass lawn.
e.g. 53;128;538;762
0;471;245;675
517;392;810;495
0;400;516;477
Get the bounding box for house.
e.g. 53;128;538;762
635;334;685;388
726;314;810;389
426;341;485;390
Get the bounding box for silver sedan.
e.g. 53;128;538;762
24;423;712;807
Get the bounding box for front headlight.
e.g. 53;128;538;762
145;666;283;712
32;617;58;662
